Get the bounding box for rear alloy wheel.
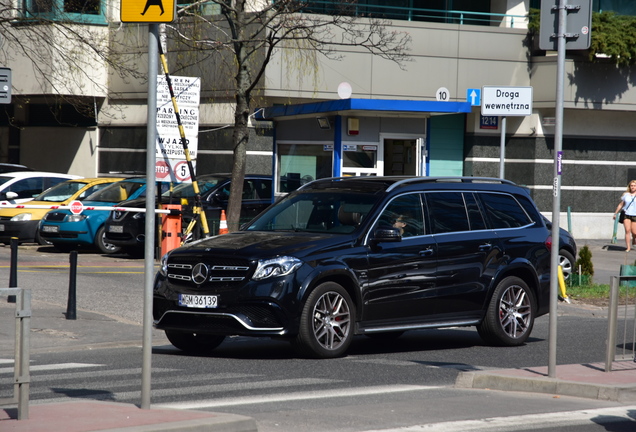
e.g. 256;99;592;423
559;249;575;281
165;330;225;354
293;282;354;359
477;276;535;346
95;225;121;254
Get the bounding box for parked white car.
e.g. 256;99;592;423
0;171;82;206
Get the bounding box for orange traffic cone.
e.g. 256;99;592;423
219;209;229;235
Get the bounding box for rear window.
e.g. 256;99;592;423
478;192;532;229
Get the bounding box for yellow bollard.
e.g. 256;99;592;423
557;265;570;303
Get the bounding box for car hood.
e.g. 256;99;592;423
171;230;353;260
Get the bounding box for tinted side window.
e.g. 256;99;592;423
465;192;487;230
515;194;543;224
254;180;272;200
426;192;469;234
479;192;532;229
377;194;425;237
9;178;43;199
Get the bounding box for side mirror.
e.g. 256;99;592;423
371;227;402;244
5;191;18;200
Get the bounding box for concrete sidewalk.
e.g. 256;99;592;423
456;360;636;403
1;239;636;431
454;238;636;402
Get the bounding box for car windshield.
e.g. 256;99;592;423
162;176;224;199
84;181;145;203
245;191;378;234
36;181;88;202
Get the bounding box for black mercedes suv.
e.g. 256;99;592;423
154;176;563;358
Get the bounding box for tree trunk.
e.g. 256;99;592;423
226;84;250;233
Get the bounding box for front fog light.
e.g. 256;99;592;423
252;256;302;280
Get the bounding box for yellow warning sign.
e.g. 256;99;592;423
121;0;176;23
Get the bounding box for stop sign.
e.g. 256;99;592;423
155;160;171;180
69;200;83;215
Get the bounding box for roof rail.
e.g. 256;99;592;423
386;177;516;192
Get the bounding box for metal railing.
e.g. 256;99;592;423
0;288;31;420
605;275;636;372
289;1;529;28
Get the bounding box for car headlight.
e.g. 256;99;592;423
11;213;32;221
252;256;303;281
66;214;87;222
159;251;170;276
133;212;145;220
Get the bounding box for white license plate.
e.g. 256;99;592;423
178;294;218;308
42;225;59;233
108;225;124;233
0;224;4;231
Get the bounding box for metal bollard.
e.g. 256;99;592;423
7;237;18;303
66;250;78;320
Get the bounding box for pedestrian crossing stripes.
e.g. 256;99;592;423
155;384;442;410
0;362;103;374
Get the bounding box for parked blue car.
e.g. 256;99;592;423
38;178;155;253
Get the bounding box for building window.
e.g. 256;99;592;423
24;0;105;24
595;0;636;16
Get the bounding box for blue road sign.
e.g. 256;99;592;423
467;88;480;106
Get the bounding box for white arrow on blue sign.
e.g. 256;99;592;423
467;88;480;106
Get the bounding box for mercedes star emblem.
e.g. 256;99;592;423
191;263;208;284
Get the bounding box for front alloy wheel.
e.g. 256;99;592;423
293;282;354;359
478;276;535;346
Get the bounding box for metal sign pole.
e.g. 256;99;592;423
499;117;506;179
548;0;567;379
141;23;159;409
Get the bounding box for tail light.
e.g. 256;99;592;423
545;236;552;251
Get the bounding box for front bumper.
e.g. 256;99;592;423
0;220;39;242
152;267;307;337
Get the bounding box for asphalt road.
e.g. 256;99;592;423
2;242;636;431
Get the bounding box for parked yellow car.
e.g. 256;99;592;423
0;177;123;245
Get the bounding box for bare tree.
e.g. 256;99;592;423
0;3;144;122
168;0;411;232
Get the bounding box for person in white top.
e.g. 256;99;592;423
614;180;636;252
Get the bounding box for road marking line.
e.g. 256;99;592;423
360;406;636;431
155;385;440;410
0;363;103;374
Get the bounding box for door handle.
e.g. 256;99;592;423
419;248;434;256
479;243;492;251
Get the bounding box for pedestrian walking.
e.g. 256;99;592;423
613;180;636;252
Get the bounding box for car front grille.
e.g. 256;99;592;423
43;212;66;222
167;255;252;288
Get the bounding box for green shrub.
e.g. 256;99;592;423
574;245;594;277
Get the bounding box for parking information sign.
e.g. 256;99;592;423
481;86;533;116
155;75;200;183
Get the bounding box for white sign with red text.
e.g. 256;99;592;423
155;75;200;183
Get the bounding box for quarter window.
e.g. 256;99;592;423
479;193;531;228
